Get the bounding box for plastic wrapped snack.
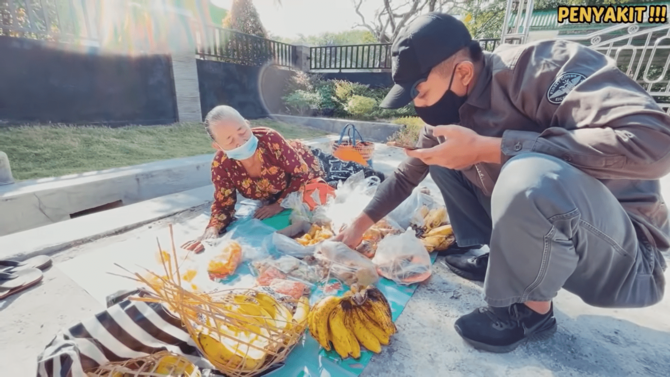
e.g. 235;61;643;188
356;218;404;258
252;255;320;284
269;233;316;258
268;279;309;300
372;229;432;285
205;240;243;280
314;240;379;286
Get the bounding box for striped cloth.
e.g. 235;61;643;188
36;298;215;377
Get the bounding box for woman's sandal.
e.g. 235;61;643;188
0;268;44;299
0;255;52;273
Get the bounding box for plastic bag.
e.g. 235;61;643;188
202;236;243;280
324;171;381;233
386;187;439;230
372;228;432;285
281;191;312;223
226;218;275;261
267;232;316;258
313;240;379;287
252;255;320;284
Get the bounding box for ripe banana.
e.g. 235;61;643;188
361;287;396;336
424;224;453;238
328;304;360;359
353;307;390;345
293;296;309;326
254;292;278;319
342;301;382;353
309;295;342;350
424;207;447;230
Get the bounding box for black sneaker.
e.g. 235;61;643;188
454;303;557;353
437;242;485;257
443;252;489;282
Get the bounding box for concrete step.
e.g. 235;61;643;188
0;185;214;262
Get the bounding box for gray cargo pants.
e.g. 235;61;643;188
429;152;665;309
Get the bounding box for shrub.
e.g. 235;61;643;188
282;90;322;115
346;95;377;118
314;80;343;116
387;116;425;146
334;80;371;103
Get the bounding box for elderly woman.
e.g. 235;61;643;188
182;105;384;253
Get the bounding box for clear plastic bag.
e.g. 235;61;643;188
225;219;275;261
280;191;312;223
324;171;381;233
266;232;316;258
372;228;432;285
252;255;320;285
386;187;439;230
313;240;379;287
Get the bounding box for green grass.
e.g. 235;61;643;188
0;119;328;181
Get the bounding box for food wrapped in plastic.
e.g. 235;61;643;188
252;255;321;284
314;240;379;286
372;228;432;285
268;279;309;300
204;239;243;280
268;232;316;258
280;191;313;223
356;218;404;258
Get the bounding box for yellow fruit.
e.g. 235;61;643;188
342;301;382;354
293;296;309;326
424;207;447;230
327;304;360;359
310;295;342;350
424;224;453;238
418;205;430;219
361;287;396;336
154;353;201;376
354;308;390;345
254;292;278;319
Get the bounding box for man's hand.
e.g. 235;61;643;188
334;214;375;250
181;227;219;254
405;125;502;169
254;202;283;220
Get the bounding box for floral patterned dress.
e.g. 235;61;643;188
207;127;325;232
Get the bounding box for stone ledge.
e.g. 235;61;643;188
270;114;402;143
0;185;214;262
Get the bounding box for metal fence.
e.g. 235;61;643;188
558;23;670;112
193;24;296;67
309;43;392;71
309;38;501;72
0;0;100;43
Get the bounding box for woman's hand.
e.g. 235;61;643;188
181;227;219;254
254;202;284;220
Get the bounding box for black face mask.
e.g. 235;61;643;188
414;64;468;126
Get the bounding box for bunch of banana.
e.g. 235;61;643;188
411;206;455;252
307;285;396;359
193;291;309;373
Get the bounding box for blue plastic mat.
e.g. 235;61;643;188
221;215;437;377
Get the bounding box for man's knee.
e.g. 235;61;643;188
492;153;586;220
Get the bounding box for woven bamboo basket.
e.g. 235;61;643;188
87;351;201;377
118;225;310;377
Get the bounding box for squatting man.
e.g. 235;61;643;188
335;13;669;353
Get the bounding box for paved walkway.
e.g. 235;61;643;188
1;145;669;376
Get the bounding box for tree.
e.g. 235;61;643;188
285;30;377;46
223;0;267;38
352;0;468;43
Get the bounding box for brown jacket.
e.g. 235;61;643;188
364;39;670;253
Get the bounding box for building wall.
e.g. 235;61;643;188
197;60;296;119
0;37;178;126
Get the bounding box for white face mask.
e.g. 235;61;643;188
218;134;258;160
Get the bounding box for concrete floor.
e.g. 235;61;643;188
2;145;669;376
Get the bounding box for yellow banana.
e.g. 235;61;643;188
154;353;201;376
311;295;342;350
354;307;390;345
419;205;430;220
254;292;278;319
343;301;382;354
424;224;453;238
362;287;396;336
328;304;360;359
424;207;447;230
293;296;310;326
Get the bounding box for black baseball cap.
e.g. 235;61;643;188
380;13;472;109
